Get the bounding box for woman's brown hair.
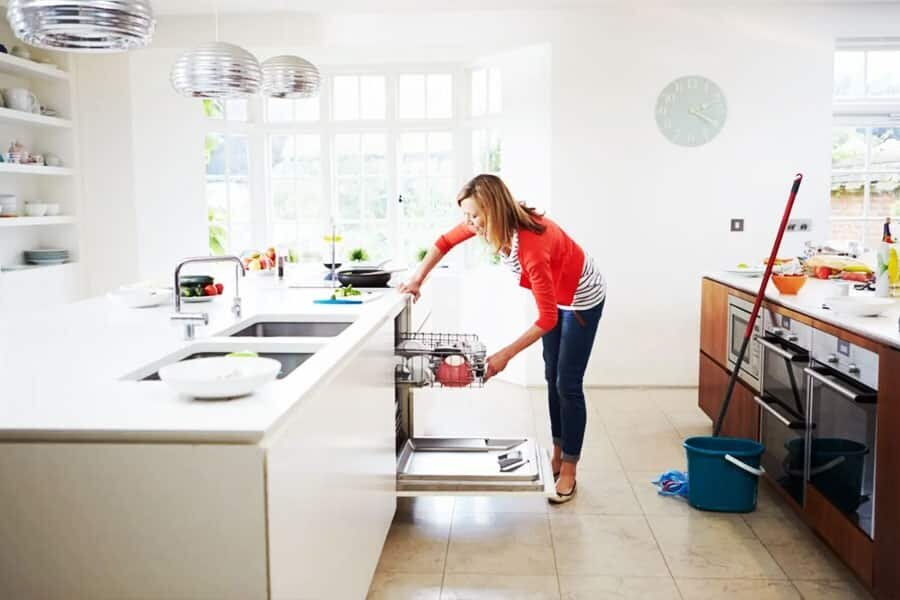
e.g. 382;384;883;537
456;174;545;252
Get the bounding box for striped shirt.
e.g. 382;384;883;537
499;231;606;311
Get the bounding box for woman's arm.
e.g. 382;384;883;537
484;324;546;381
397;245;444;301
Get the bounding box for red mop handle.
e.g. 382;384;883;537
743;173;804;340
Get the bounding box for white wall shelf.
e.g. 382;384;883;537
0;106;72;128
0;261;78;274
0;163;73;176
0;53;69;82
0;216;77;227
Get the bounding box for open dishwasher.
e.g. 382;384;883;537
393;304;553;495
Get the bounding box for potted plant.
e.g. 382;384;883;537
349;247;369;263
416;247;428;262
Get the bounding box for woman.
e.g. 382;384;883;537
399;174;605;503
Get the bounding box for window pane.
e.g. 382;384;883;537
340;223;389;262
829;220;864;244
270;135;295;177
296;134;321;177
230;178;251;223
296;96;320;121
273;223;298;246
360;76;386;119
334;76;360;120
428;177;455;218
865;220;890;251
298;179;323;220
224;99;248;122
399;74;426;119
488;68;502;114
227;135;249;177
472;129;487;173
488;129;502;173
272;179;297;220
830;176;865;217
832;127;867;170
203;99;224;119
337;178;361;219
834;51;865;98
362;133;386;176
870;127;900;171
335;134;361;175
401;177;427;220
471;69;487;117
205;133;225;176
428;132;453;176
427;74;452;119
206;177;227;212
267;97;293;122
231;224;252;255
866;50;900;97
363;177;387;219
870;174;900;217
400;133;426;177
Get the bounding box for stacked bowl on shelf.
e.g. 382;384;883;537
0;194;17;216
24;248;68;265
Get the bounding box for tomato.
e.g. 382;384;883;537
814;266;834;279
204;284;218;296
215;282;224;294
841;271;869;282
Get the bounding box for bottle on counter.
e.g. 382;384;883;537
277;253;285;279
884;217;894;244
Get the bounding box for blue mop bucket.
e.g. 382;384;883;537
684;436;765;513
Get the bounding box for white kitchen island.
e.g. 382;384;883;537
0;279;412;599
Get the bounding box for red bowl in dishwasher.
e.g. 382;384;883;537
436;355;473;387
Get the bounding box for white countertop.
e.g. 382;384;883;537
706;271;900;350
0;278;408;443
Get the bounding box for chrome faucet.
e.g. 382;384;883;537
172;255;246;339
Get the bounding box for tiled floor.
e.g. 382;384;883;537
368;385;872;600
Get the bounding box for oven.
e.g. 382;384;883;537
754;309;811;506
727;294;762;392
806;331;878;540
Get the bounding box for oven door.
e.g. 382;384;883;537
805;365;878;539
754;393;807;506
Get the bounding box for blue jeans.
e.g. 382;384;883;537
541;301;604;464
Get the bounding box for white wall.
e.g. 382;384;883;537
75;4;900;385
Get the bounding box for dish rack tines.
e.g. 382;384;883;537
395;332;487;388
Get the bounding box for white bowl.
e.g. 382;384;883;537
109;287;167;309
158;356;281;399
45;203;60;216
24;203;47;217
824;296;895;317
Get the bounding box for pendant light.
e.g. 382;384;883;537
170;9;260;98
7;0;155;52
261;55;320;99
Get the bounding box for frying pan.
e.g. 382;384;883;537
336;267;404;288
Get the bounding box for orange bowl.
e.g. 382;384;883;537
772;274;806;295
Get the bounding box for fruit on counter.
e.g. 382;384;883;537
266;247;276;262
204;284;218;296
814;266;837;279
840;271;870;282
889;247;899;283
215;282;224;294
246;258;262;271
243;250;275;271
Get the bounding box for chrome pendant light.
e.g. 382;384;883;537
171;41;261;98
170;8;260;99
7;0;155;52
261;55;320;98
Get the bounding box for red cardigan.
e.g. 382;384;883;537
435;216;585;331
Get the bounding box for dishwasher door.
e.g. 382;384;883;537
394;305;553;496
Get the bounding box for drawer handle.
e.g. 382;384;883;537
724;454;765;477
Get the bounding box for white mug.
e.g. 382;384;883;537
2;88;37;113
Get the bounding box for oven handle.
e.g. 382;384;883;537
753;395;792;427
758;336;807;362
804;367;877;404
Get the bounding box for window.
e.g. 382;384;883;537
268;134;323;248
398;131;455;260
398;74;453;119
470;67;501;118
470;67;502;175
266;96;319;122
334;133;390;258
205;133;251;255
202;98;249;122
333;75;386;120
830;47;900;247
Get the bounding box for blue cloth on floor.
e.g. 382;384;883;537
652;470;689;498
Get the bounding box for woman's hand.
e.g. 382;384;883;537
398;278;422;302
484;349;513;382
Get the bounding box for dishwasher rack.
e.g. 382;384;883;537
395;331;487;388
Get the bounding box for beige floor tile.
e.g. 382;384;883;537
549;470;643;516
453;495;549;514
649;388;701;414
376;508;452;574
549;514;669;576
599;409;680;437
559;575;681;599
750;482;796;519
609;432;687;472
627;471;694;517
576;435;624;471
745;516;857;581
445;512;556;575
676;578;801;599
792;579;873;600
367;573;443;600
647;514;787;579
441;575;561;599
663;409;712;440
587;388;653;413
397;496;456;518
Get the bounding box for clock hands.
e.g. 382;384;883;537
688;107;718;126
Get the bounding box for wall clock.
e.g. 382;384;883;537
655;75;727;147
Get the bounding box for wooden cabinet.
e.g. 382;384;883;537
700;278;729;367
697;352;759;440
874;347;900;599
806;486;873;587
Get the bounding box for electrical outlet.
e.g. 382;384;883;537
786;218;813;233
730;218;744;232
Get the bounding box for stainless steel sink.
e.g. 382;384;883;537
229;321;352;338
140;351;313;381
